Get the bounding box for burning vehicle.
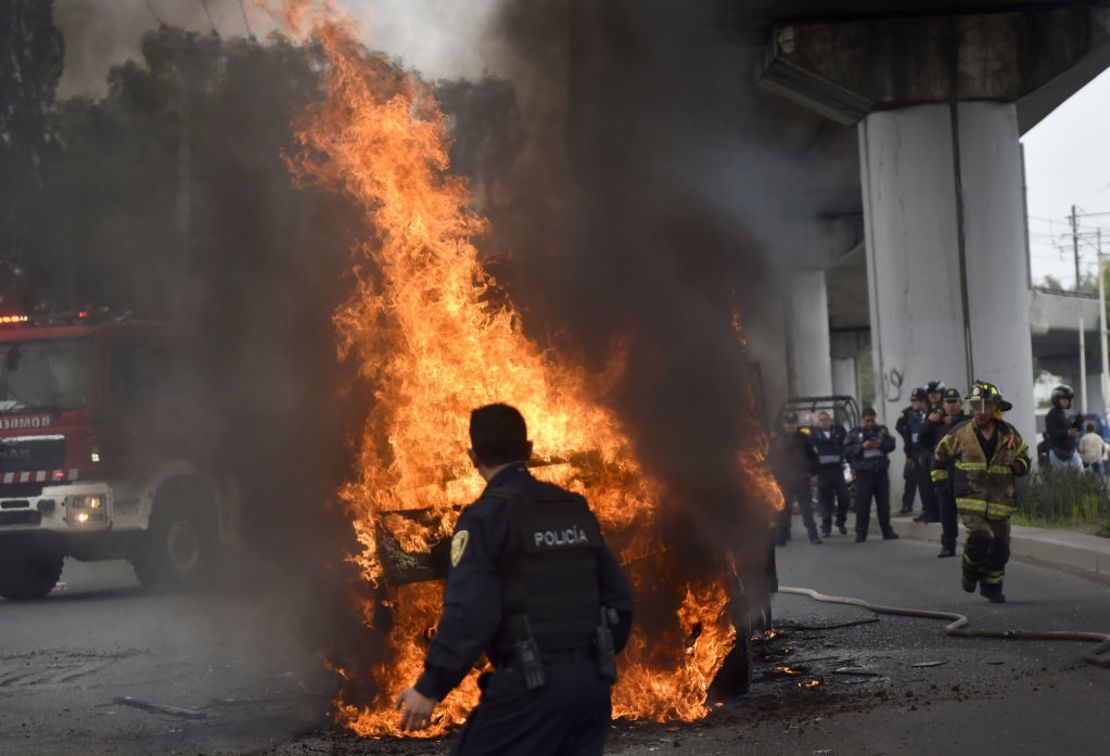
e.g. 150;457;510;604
0;310;238;600
267;4;786;737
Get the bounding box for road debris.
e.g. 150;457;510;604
111;696;207;720
911;660;949;668
831;667;882;677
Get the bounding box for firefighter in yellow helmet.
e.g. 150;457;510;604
932;381;1030;602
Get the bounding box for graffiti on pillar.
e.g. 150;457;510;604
883;367;904;403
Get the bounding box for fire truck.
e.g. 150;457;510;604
0;310;238;600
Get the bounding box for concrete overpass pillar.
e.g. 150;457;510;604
786;269;833;397
860;102;1035;441
831;357;857;400
757;6;1110;444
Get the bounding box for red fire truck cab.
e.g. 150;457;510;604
0;311;238;600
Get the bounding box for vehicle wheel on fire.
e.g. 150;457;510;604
132;478;217;592
0;548;64;600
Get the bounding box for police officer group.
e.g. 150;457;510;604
771;406;898;544
772;379;1030;602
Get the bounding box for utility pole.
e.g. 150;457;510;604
1100;228;1108;413
1071;204;1082;290
1080;316;1088;414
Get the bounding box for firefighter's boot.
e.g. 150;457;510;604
980;582;1006;603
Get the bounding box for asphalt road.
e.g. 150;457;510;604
0;558;333;755
3;518;1110;755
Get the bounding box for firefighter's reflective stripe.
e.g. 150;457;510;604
987;465;1014;475
818;454;840;465
955;461;987;471
1015;440;1029;457
931;469;949;482
982;570;1005;586
957;497;988;514
957;497;1016;518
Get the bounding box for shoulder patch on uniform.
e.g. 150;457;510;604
450;530;470;567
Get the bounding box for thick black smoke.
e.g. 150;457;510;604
483;0;791;577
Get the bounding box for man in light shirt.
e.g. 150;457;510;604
1078;422;1106;474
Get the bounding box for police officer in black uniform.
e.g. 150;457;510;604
811;410;851;537
922;387;969;558
912;380;946;523
1045;385;1083;471
395;404;635;755
844;408;899;542
895;388;927;514
770;410;822;545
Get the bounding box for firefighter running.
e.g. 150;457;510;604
932;382;1031;603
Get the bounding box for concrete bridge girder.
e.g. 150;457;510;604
760;5;1110;131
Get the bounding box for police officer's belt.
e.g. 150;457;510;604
541;646;597;665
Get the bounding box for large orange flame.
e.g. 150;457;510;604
274;1;782;738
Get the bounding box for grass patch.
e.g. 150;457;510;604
1016;468;1110;536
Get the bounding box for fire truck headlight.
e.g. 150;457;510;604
67;495;107;525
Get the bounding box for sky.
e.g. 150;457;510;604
1022;68;1110;290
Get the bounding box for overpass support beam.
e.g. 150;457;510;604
758;6;1110;444
859;102;1034;441
786;269;834;398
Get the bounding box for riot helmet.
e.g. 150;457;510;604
1051;385;1075;409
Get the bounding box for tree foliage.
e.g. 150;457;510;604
0;0;64;307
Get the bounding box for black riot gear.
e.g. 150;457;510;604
926;380;946;396
490;479;604;659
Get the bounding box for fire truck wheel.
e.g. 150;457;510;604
133;480;217;592
0;551;64;601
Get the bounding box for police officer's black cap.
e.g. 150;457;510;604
470;403;530;465
910;387;926;401
942;387;961;401
783;410;798;424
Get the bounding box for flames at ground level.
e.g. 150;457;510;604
269;0;785;737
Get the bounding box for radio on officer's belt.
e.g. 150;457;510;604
516;616;546;690
597;606;618;683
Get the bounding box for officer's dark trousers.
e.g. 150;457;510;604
915;453;939;520
901;459;918;512
938;488;959;551
854;470;893;538
817;469;851;531
776;481;819;543
451;660;611;756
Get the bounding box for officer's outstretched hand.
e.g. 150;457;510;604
396;686;436;731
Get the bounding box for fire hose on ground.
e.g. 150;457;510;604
779;586;1110;668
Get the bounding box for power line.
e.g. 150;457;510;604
237;0;255;38
144;0;164;25
199;0;218;35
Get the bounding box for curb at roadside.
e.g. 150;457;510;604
890;516;1110;580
